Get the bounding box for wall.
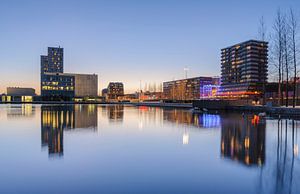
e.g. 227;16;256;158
7;88;35;96
74;74;98;97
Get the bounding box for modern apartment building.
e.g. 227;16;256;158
107;82;124;99
40;47;98;100
220;40;268;98
41;47;64;75
163;76;220;100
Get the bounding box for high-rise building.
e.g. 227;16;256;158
107;82;124;99
40;47;98;100
41;47;64;75
220;40;268;98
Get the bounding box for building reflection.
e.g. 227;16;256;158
136;106;163;130
41;105;98;158
220;114;266;166
103;105;124;123
162;109;220;128
6;104;35;118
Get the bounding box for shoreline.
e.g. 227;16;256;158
2;101;300;117
0;101;193;108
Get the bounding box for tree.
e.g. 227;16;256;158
282;15;290;107
258;16;267;105
258;16;267;41
273;9;284;106
289;9;298;107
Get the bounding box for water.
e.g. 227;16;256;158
0;104;299;194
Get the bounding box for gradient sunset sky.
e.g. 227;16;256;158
0;0;299;94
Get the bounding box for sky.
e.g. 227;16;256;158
0;0;299;94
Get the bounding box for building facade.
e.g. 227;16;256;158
107;82;124;100
163;76;220;100
40;47;98;100
41;47;64;75
7;87;36;96
41;73;75;100
74;74;98;97
220;40;268;99
2;87;36;102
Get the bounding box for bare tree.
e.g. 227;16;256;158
273;9;285;106
282;15;290;107
258;16;267;105
289;9;298;107
258;16;267;41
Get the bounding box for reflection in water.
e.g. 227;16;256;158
102;105;124;123
198;114;221;128
162;108;220;128
162;109;220;145
1;105;300;193
259;119;300;194
182;131;189;145
221;114;266;166
41;105;98;157
137;106;163;129
6;104;35;118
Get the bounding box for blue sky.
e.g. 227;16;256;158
0;0;299;94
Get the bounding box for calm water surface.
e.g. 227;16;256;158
0;104;299;194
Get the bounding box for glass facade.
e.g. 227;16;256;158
41;47;75;100
220;40;268;98
163;77;220;100
41;73;75;99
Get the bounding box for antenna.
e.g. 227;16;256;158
139;80;142;93
184;66;189;79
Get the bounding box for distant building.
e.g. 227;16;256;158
163;76;220;100
220;40;268;99
41;47;64;75
201;77;221;98
2;87;36;102
139;91;163;101
41;73;75;100
102;88;108;98
73;74;98;97
107;82;124;100
7;87;36;96
40;47;98;101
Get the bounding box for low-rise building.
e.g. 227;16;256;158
117;93;139;102
139;91;163;101
107;82;124;100
101;88;108;99
2;87;36;102
163;76;220;101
